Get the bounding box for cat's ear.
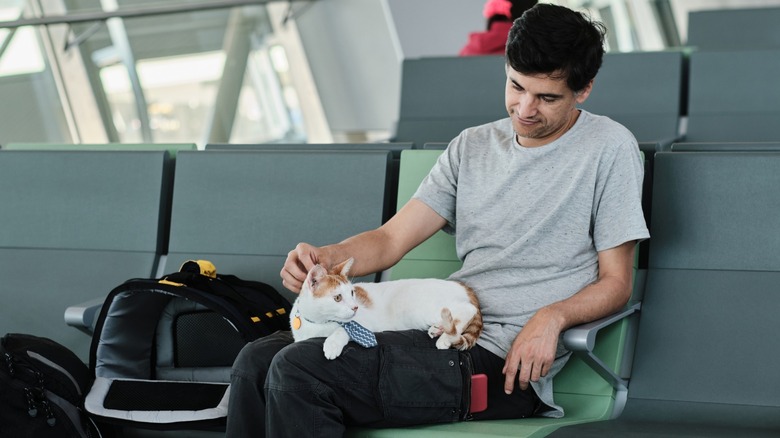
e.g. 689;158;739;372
332;257;354;277
306;264;328;291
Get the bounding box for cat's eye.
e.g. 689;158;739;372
351;289;355;296
334;294;342;302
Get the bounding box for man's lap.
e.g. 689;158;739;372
232;329;539;425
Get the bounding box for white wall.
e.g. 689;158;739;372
384;0;484;59
294;0;483;136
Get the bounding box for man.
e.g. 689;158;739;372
227;4;649;437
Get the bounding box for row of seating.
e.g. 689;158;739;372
0;145;403;360
549;145;780;437
348;143;780;437
686;6;780;50
2;141;778;437
0;144;628;438
392;46;780;148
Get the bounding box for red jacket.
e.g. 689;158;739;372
459;21;512;56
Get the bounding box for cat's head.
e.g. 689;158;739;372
297;258;359;323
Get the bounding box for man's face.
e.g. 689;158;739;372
504;66;592;147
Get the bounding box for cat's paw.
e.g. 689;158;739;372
323;337;346;360
427;325;444;338
435;335;454;350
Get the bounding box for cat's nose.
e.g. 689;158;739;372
351;305;358;312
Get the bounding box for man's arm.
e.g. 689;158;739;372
502;240;636;393
280;199;448;293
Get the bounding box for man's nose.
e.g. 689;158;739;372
516;94;538;118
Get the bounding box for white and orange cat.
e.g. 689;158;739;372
290;258;482;359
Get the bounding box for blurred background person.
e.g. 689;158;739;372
460;0;538;56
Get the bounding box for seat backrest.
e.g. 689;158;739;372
0;150;172;359
579;51;685;145
622;150;780;426
687;7;780;50
2;142;197;157
393;56;507;146
685;49;780;142
203;142;414;216
671;141;780;152
165;150;393;304
389;150;460;280
204;142;413;156
394;52;684;148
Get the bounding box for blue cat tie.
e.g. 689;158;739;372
339;321;378;348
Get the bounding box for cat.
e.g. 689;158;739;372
290;257;483;359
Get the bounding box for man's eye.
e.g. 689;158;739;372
334;294;342;302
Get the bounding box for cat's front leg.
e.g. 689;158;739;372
323;327;350;359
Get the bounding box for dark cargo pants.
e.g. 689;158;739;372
226;330;539;438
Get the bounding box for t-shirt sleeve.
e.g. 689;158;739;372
592;138;650;251
412;139;461;235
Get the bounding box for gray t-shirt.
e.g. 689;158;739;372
413;111;650;417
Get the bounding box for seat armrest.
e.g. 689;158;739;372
563;301;641;353
657;136;680;151
562;301;641;418
64;297;106;335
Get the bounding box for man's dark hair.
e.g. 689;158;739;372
505;3;606;92
487;0;538;29
509;0;538;22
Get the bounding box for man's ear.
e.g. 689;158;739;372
575;79;594;104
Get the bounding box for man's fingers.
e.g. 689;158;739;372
280;272;303;291
541;361;551;378
504;359;549;393
280;244;319;293
530;361;545;385
502;363;517;395
518;360;533;391
295;243;319;272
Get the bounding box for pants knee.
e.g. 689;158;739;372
232;331;293;377
267;340;325;389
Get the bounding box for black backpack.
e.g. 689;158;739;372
84;260;291;429
0;333;102;437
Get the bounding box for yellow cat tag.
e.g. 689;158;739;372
292;316;302;330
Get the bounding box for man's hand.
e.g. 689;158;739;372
280;242;324;293
278;199;448;294
502;307;564;393
502;241;636;394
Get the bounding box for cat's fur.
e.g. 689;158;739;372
290;258;483;359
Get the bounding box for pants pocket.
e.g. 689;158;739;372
377;344;470;425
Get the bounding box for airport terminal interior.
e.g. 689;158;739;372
2;0;780;437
